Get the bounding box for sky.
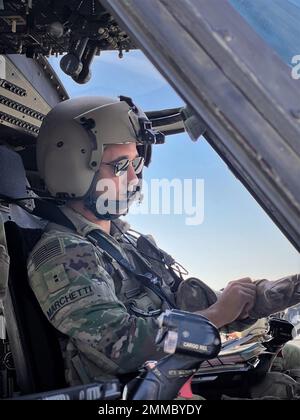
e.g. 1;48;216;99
48;34;299;290
229;0;300;64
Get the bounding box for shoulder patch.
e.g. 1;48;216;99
44;264;70;294
31;237;64;270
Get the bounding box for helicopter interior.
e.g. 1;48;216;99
0;52;187;399
0;0;189;397
0;0;299;400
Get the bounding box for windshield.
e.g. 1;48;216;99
48;48;300;291
229;0;300;66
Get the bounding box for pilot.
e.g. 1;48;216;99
27;96;300;397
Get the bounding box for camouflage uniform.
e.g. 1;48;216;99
272;343;300;375
27;207;300;388
27;207;181;385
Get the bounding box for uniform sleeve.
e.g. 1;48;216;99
250;275;300;319
176;277;257;332
221;274;300;332
27;232;164;376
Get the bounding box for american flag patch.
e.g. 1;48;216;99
31;238;64;270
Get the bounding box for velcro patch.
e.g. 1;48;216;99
31;237;64;270
46;285;94;320
44;264;70;294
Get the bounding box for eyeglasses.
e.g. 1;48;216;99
101;156;144;177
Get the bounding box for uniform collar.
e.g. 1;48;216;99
60;206;131;240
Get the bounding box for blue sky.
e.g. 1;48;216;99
230;0;300;64
49;45;299;289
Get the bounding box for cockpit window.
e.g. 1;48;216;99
229;0;300;66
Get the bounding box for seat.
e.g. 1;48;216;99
0;145;66;395
0;146;121;400
4;221;66;394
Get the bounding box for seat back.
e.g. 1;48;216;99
4;222;66;393
0;146;66;395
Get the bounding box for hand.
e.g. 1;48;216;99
197;278;256;328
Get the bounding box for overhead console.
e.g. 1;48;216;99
0;1;135;83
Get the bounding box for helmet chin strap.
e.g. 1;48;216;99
83;168;143;221
83;189;138;221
